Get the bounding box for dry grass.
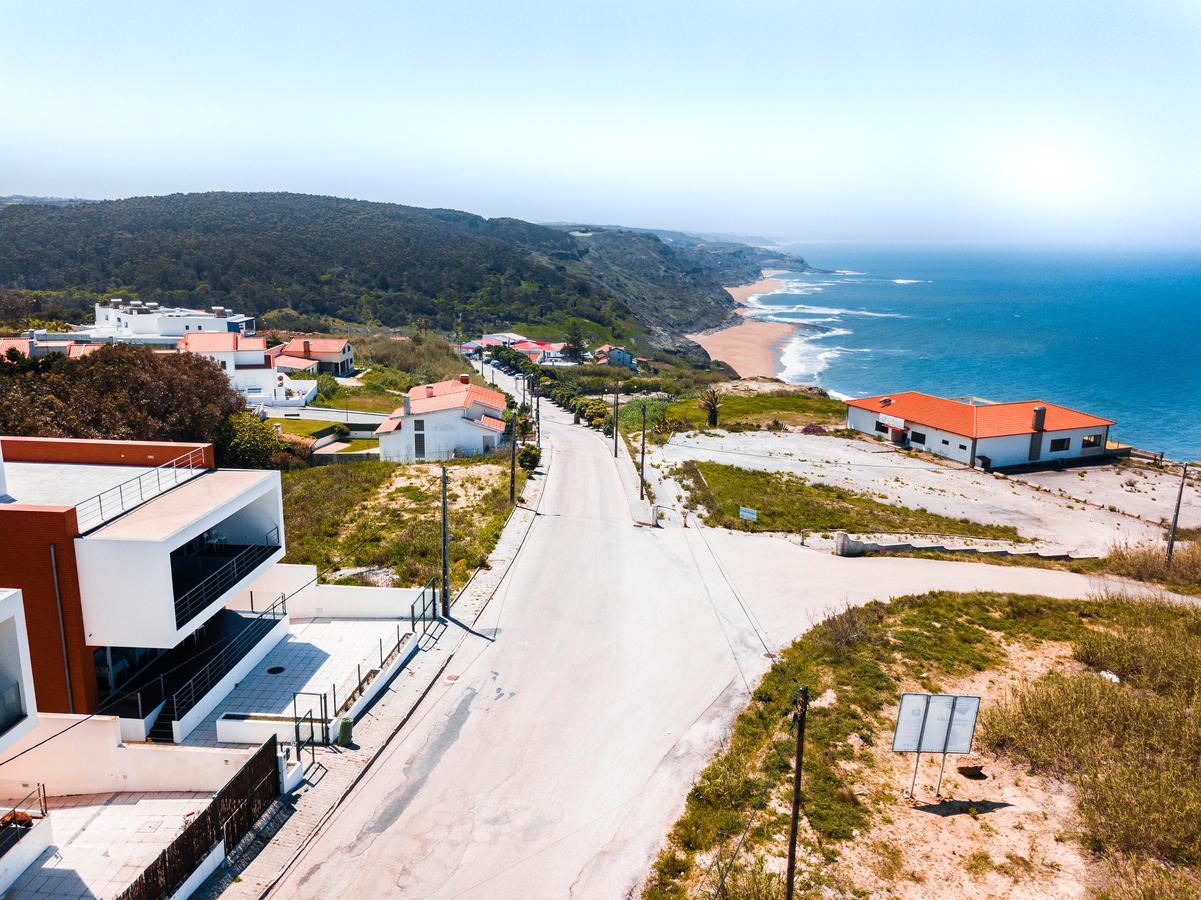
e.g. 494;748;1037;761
1104;539;1201;592
980;595;1201;889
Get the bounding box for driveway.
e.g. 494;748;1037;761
265;375;1164;899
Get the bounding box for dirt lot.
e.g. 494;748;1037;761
1014;460;1200;531
648;431;1164;556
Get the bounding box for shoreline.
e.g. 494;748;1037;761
691;270;795;378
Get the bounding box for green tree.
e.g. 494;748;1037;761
564;322;586;361
517;444;542;471
218;412;279;468
698;388;722;428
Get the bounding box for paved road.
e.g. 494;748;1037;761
267;374;1158;899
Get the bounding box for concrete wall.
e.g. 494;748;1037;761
0;714;252;796
979;425;1110;468
0;814;52;896
232;563;431;620
0;437;214;469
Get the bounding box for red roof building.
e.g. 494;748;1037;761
844;391;1114;469
376;376;508;460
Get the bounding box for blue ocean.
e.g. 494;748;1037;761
752;246;1201;461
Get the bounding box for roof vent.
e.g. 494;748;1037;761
425;385;434;398
459;374;470;385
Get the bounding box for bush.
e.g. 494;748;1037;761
217;412;280;468
517;444;542;471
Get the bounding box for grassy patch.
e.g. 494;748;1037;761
646;589;1201;898
666;390;846;431
267;417;337;439
674;460;1021;540
337;438;378;453
282;456;524;587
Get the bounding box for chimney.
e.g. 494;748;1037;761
303;339;311;356
402;395;411;415
1031;406;1046;431
425;385;434;398
459;373;470;385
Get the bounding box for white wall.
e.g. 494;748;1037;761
0;714;252;796
906;424;974;465
378;407;498;462
230;563;433;620
0;589;38;756
75;474;286;648
0;814;51;895
977;425;1110;468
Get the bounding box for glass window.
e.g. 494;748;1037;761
910;431;927;444
874;421;889;434
1049;437;1071;452
1082;434;1103;449
414;419;425;432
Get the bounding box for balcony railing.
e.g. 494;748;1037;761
0;783;46;860
173;527;280;629
75;446;209;533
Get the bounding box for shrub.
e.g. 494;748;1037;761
517;444;542;471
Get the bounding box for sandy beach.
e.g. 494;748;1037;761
690;270;794;377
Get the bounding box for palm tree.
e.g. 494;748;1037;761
698;388;721;427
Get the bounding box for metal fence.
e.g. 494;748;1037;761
328;624;411;720
410;576;439;636
0;783;47;859
75;445;208;533
116;736;280;900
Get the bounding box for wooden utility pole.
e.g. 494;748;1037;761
785;685;810;900
440;465;450;617
509;421;517;505
639;402;647;500
612;388;620;458
1167;463;1190;566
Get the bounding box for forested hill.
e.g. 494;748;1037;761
0;192;809;351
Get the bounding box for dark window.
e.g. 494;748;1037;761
414;419;425;432
414;433;426;459
941;439;949;445
874;421;889;434
1082;433;1102;449
1049;437;1071;452
958;444;967;450
910;431;927;444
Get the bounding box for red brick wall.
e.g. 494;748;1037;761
1;436;215;469
0;505;98;714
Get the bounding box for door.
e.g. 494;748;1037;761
415;433;426;459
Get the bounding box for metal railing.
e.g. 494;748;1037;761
410;576;439;636
329;623;411;719
0;783;47;859
173;527;281;628
168;594;287;723
74;445;209;533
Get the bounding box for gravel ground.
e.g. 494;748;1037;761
649;431;1165;556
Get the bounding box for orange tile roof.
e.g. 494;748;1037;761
844;392;1114;439
284;337;349;356
376;412;403;435
479;415;507;433
0;338;31;357
67;343;102;358
177;332;267;353
407;382;506;415
273;354;319;370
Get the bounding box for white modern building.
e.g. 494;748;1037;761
58;299;257;347
376;376;508;462
177;332;317;406
844;392;1115;469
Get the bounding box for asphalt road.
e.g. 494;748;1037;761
267;373;1158;899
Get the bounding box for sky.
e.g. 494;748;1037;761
2;0;1200;247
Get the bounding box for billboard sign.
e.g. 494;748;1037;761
892;693;980;754
738;507;758;522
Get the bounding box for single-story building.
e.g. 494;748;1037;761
594;344;636;370
281;337;354;375
844;391;1114;469
376;375;508;462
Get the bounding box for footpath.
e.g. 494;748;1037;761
196;440;553;899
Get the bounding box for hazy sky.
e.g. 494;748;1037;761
3;1;1200;246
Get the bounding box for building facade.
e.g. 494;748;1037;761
176;333;317;406
376;376;507;462
844;392;1114;469
280;338;354;375
0;436;286;742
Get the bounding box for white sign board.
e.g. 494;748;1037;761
879;413;906;430
738;507;758;522
892;693;979;755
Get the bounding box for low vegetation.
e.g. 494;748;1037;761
647;590;1201;898
674;460;1022;540
665;389;846;431
281;456;526;587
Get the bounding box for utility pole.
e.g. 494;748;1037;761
784;685;810;900
536;385;542;450
509;420;517;505
639;401;647;500
1167;462;1190;566
612;387;620;458
440;466;450;617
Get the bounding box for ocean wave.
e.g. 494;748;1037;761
892;279;930;284
776;328;853;382
756;303;904;319
833;269;866;275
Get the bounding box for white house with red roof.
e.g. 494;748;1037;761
177;332;317;406
376;375;507;462
281;337;354;375
844;391;1114;469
